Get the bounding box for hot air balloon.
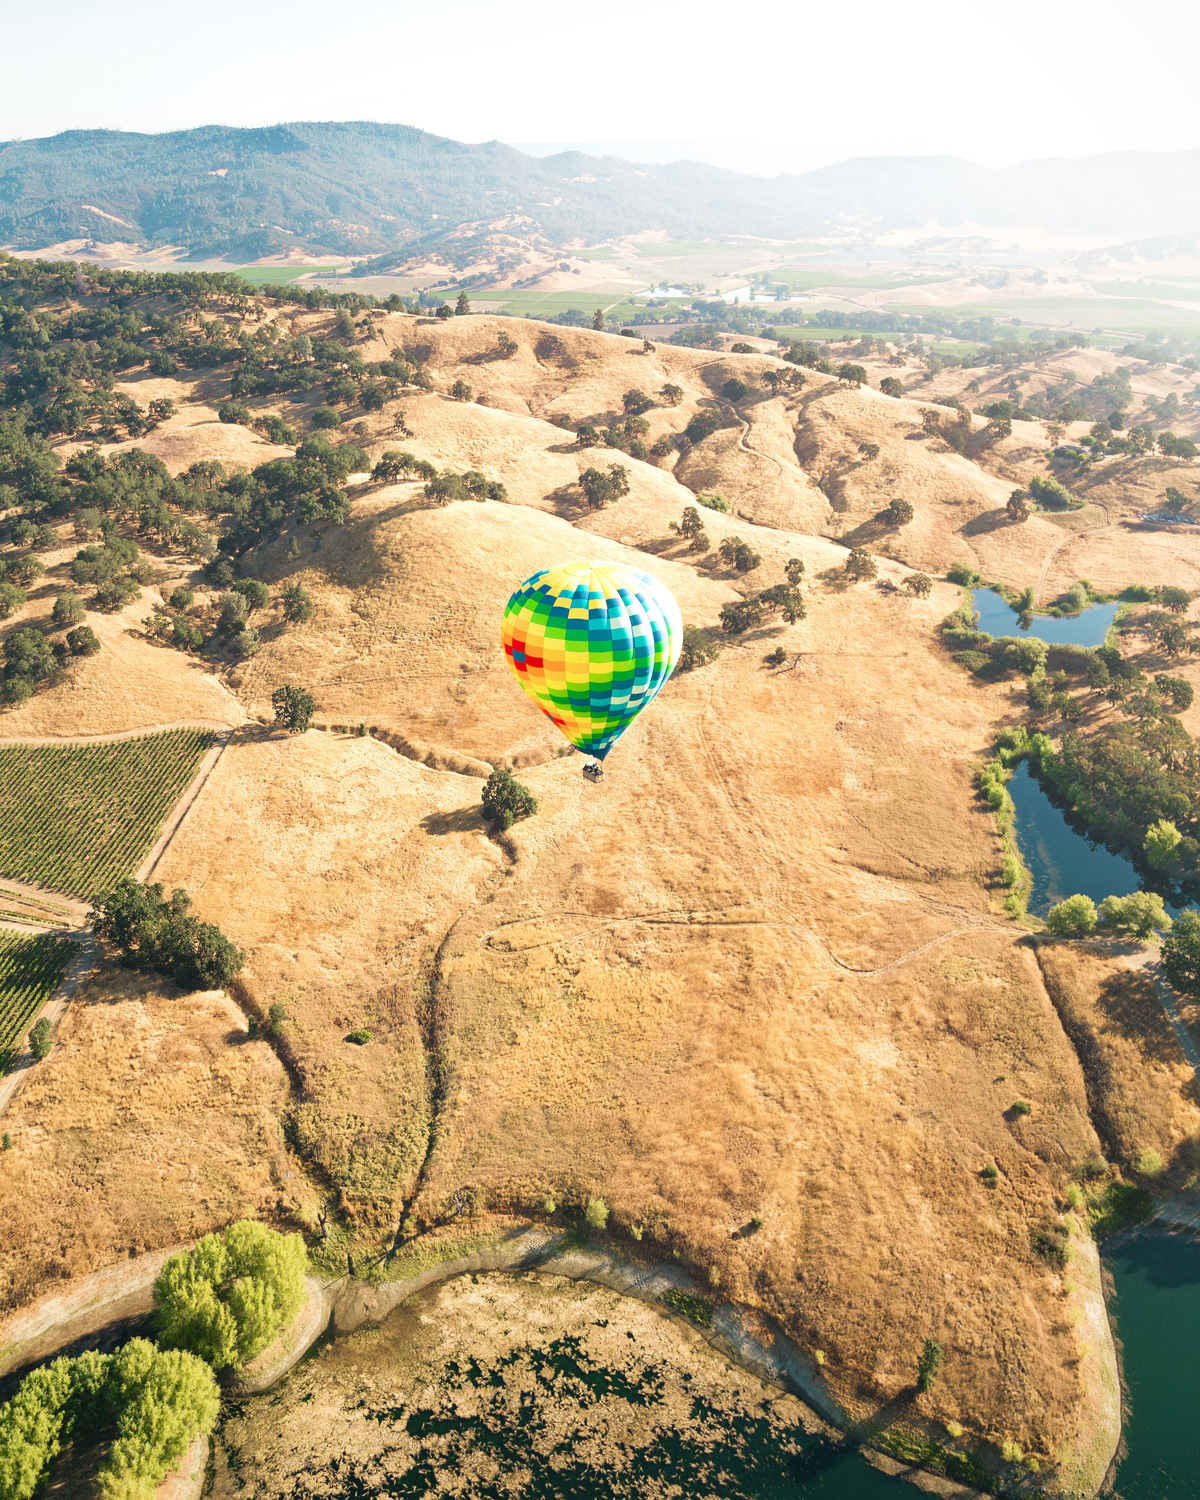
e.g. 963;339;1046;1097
501;560;683;777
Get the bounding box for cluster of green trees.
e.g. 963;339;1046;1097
154;1221;308;1372
1045;890;1171;940
424;469;508;504
91;879;246;991
718;560;805;635
0;1339;219;1500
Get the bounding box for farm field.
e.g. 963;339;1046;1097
234;266;338;284
0;932;75;1068
890;294;1200;335
0;728;213;900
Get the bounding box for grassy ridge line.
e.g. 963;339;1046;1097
0;729;213;900
0;932;74;1063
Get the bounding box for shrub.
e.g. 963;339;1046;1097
1030;1221;1070;1266
6;555;44;588
882;497;914;526
0;583;26;619
1045;894;1097;937
50;592;84;629
1138;1147;1164;1177
1144;818;1182;869
675;625;720;673
154;1220;307;1371
580;464;630;508
1065;1183;1083;1209
28;1016;51;1060
1098;891;1171;941
1029;473;1081;510
1011;1100;1032;1116
845;547;877;581
481;768;538;831
696;494;728;512
346;1029;372;1045
719;600;765;635
168;587;194;613
232;578;270;614
660;1288;713;1328
0;1339;219;1500
947;562;981;586
981;1163;999;1186
718;536;761;572
1000;1440;1024;1464
272;684;316;733
584;1197;609;1229
683;409;721;445
92;879;246;992
722;377;749;402
282;583;315;625
917;1338;943;1393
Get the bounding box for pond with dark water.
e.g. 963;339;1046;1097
1007;761;1145;916
971;588;1118;647
1106;1230;1200;1500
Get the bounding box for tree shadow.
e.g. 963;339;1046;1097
1096;969;1185;1065
961;508;1015;538
421;806;484;836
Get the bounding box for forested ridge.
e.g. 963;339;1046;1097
0;124;1198;259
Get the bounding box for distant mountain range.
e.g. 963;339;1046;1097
0;122;1197;262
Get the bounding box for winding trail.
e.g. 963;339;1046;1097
1034;501;1113;605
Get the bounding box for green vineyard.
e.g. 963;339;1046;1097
0;728;214;901
0;931;75;1068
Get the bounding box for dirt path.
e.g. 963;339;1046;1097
0;930;96;1119
1142;956;1200;1074
1034;502;1113;605
736;411;785;478
0;717;239;748
137;728;236;882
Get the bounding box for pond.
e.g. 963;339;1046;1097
1106;1230;1200;1500
971;587;1118;647
211;1273;914;1499
1007;761;1145;916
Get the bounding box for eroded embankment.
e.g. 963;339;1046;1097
0;1226;1011;1499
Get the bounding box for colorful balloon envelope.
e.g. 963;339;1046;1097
501;560;683;761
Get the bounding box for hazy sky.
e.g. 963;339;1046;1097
3;0;1197;173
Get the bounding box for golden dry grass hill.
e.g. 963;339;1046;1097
3;274;1200;1490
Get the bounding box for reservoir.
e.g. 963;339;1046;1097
971;588;1118;647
